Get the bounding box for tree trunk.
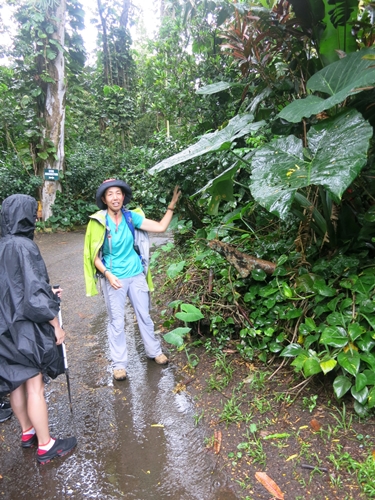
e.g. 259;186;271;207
120;0;130;28
39;0;66;220
97;0;111;85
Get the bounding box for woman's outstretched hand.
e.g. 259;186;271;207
169;186;181;209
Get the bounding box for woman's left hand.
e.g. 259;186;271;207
169;186;181;208
54;324;66;345
52;286;63;298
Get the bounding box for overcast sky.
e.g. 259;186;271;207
80;0;160;56
0;0;160;64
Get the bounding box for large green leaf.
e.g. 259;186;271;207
175;304;204;323
205;165;238;215
303;357;322;377
353;401;369;417
279;48;375;123
163;327;191;347
363;370;375;386
357;333;375;353
360;353;375;370
149;114;265;174
333;374;352;398
196;81;232;95
337;351;360;376
167;261;186;279
320;326;348;348
355;372;368;392
280;343;305;357
250;109;372;218
367;386;375;409
320;358;337;374
351;385;368;404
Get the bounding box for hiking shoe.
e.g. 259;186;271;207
21;434;38;448
22;433;38;448
0;408;12;423
113;368;127;381
154;354;169;365
37;437;77;465
0;399;10;410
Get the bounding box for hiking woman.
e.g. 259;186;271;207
84;179;181;381
0;194;77;464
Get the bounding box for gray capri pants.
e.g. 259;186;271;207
102;272;162;369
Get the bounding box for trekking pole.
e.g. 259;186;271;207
53;285;73;414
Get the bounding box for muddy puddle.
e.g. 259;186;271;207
0;231;238;500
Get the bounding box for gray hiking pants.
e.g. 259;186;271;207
102;273;162;369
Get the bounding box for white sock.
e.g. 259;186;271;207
22;426;36;437
38;438;56;452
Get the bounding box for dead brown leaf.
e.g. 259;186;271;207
310;418;321;432
255;471;284;500
214;430;222;454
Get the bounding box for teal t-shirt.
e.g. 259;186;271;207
102;210;144;279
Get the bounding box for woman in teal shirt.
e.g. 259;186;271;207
85;179;181;381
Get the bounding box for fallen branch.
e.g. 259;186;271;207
208;240;276;277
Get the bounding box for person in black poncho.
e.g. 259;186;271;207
0;194;76;464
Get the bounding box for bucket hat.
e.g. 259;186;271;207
95;179;132;210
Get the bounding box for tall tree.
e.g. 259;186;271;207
5;0;85;219
95;0;136;147
39;0;66;220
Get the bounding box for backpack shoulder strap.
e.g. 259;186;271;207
121;208;135;240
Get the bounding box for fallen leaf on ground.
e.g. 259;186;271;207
310;418;321;431
214;430;222;454
286;454;298;462
255;472;284;500
173;382;186;394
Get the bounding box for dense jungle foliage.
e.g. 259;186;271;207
2;0;375;416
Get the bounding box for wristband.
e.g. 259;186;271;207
103;269;109;278
167;207;174;211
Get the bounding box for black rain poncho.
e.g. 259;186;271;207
0;194;64;396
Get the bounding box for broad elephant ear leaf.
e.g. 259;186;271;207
196;81;232;95
278;47;375;123
149;114;265;174
207;175;235;215
250;109;372;218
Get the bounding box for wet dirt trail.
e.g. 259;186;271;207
0;231;238;500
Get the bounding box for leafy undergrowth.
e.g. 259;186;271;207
150;241;375;500
169;345;375;500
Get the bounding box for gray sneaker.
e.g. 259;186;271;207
0;408;12;423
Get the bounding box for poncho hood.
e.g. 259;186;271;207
1;194;37;240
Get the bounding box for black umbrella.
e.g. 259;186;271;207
53;285;73;414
